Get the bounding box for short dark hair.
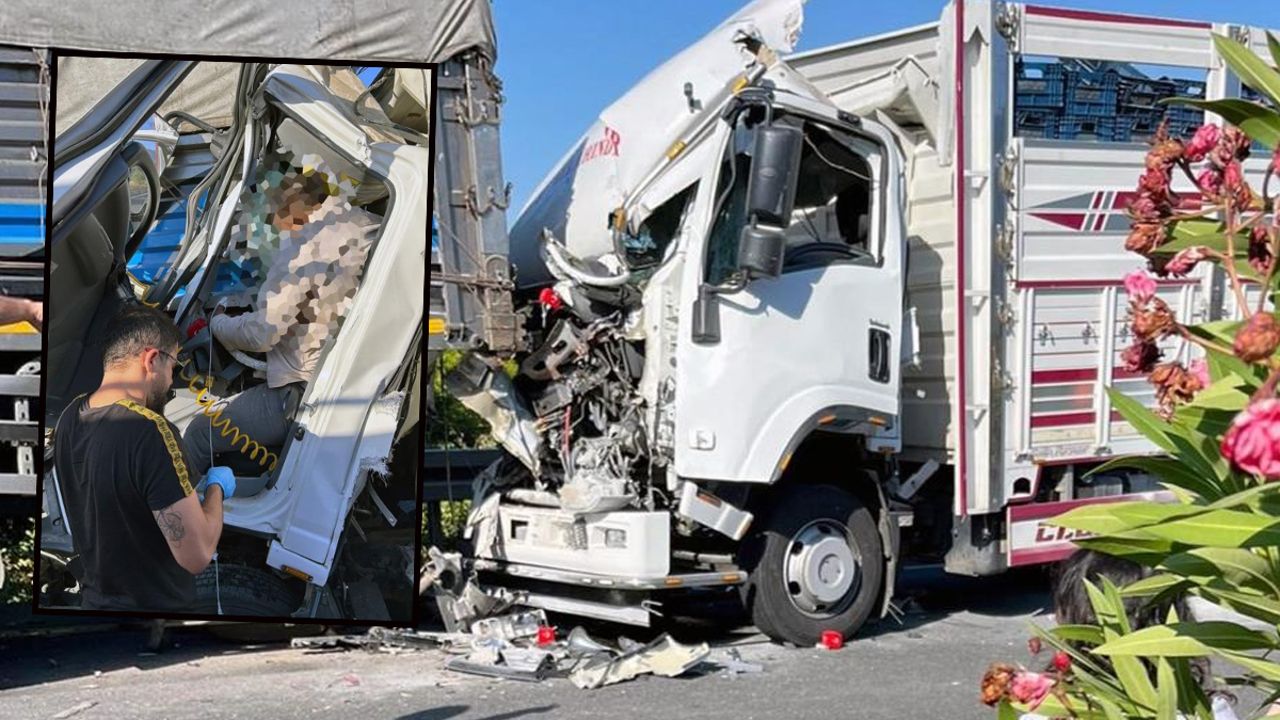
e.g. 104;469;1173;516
101;305;184;368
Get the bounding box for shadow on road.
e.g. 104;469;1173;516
395;706;559;720
0;621;286;691
861;564;1052;639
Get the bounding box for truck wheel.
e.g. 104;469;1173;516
741;484;883;646
194;564;301;617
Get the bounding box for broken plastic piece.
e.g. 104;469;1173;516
568;633;710;689
820;630;843;650
469;609;548;644
536;625;556;647
445;656;547;683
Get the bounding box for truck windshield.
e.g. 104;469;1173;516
704;116;875;286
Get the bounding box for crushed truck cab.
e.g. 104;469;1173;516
429;0;1276;645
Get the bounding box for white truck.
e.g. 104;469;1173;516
428;0;1276;644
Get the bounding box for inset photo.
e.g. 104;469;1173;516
38;57;430;623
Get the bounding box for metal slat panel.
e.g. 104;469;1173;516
1018;5;1214;69
0;44;48;250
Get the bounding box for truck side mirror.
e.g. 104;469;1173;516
746;123;803;225
737;224;785;279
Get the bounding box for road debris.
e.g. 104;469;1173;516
291;627;456;653
714;648;764;679
568;632;710;689
470;609;547;644
285;605;758;690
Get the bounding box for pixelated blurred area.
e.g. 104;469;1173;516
225;146;380;356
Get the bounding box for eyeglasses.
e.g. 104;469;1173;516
153;348;179;366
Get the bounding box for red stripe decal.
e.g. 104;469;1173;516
1031;367;1147;384
1024;5;1211;30
1030;212;1088;231
1030;410;1125;429
1032;368;1097;383
1093;192;1110;232
955;0;968;519
1009;545;1079;567
1016;278;1199;289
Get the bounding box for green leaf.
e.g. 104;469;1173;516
1142;509;1280;548
1208;482;1280;512
1166;98;1280;150
1173;407;1239;444
1101;576;1135;635
1156;658;1177;720
1107;387;1176;453
1163;431;1230;493
1052;623;1106;645
1152;229;1230;256
1186;373;1251;411
1120;573;1191;599
1270;31;1280;69
1218;650;1280;682
996;700;1019;720
1173;657;1214;720
1163;547;1280;596
1111;640;1160;709
1050;501;1202;536
1087;455;1220;501
1213;33;1280;116
1095;621;1276;656
1075;532;1181;565
1198;584;1280;625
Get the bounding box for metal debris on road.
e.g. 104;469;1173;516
470;609;547;644
714;648;764;679
291;627;458;654
444;655;551;682
568;633;711;689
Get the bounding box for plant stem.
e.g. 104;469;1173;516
1178;326;1236;358
1222;205;1254;320
1262;224;1279;315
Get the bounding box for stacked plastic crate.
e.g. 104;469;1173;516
1014;59;1207;143
1117;75;1206;141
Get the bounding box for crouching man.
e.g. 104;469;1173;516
54;305;236;612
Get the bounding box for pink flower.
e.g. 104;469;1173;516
1165;246;1209;276
1224;161;1253;211
1188;358;1210;388
1052;651;1072;673
1197;168;1223;196
1220;398;1280;479
1185;124;1221;162
1127;194;1163;222
1123;269;1158;304
1009;671;1055;709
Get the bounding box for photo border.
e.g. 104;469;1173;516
29;47;434;630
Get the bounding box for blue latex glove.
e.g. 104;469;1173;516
205;466;236;499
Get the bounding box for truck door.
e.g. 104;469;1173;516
674;110;906;483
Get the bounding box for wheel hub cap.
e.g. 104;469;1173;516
784;520;860;616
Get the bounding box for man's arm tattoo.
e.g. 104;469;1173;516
154;505;186;544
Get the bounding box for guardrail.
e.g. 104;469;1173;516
421;447;501;547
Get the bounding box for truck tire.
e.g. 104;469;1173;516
194;564;301;617
740;484;884;646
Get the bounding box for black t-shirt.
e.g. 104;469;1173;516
53;396;199;612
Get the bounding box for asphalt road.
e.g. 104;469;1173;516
0;567;1051;720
